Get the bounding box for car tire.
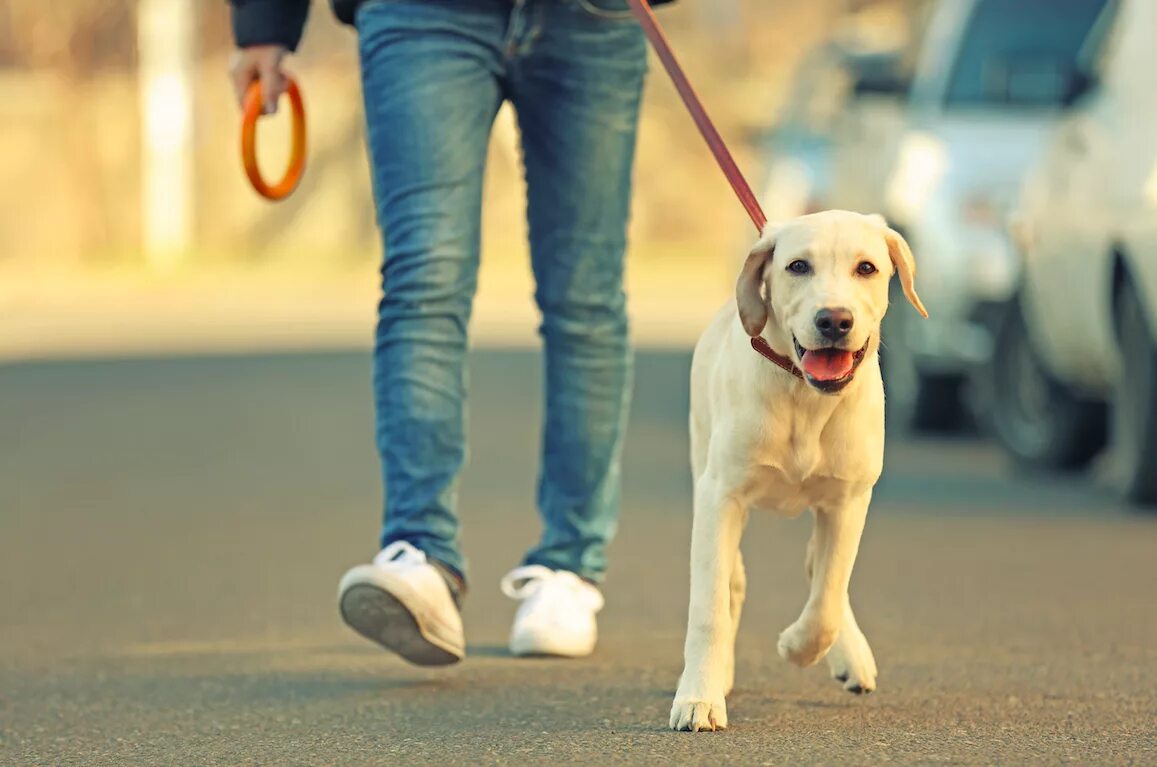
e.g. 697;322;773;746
991;298;1106;470
1112;277;1157;507
909;374;967;432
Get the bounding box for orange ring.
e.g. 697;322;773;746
241;76;306;201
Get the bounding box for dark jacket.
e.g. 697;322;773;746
230;0;672;51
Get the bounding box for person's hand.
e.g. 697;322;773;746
229;45;290;115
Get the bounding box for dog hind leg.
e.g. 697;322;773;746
825;600;878;693
722;550;747;695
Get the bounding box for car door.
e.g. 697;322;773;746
1101;0;1157;352
1019;1;1121;391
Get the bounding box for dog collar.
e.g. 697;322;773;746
750;337;804;379
751;337;872;390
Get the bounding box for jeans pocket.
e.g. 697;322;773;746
572;0;636;21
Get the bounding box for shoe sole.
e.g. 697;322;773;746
509;633;595;659
339;583;461;667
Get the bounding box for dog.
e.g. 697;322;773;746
670;210;927;732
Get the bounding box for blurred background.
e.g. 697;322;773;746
2;0;907;354
4;1;1157;762
4;0;1154;504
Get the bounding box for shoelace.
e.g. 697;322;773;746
373;540;426;569
500;565;604;612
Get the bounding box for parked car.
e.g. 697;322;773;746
993;0;1157;507
754;44;845;224
831;0;1110;431
755;41;911;224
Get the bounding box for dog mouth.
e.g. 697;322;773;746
792;336;870;393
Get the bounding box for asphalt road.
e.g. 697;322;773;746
2;350;1155;766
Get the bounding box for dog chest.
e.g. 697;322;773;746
738;423;879;516
743;463;866;517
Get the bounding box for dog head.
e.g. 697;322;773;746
736;210;927;394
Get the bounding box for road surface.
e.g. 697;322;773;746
2;350;1154;765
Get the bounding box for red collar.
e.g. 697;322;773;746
750;337;803;379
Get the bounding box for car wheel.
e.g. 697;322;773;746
991;299;1106;470
1112;277;1157;506
909;374;967;432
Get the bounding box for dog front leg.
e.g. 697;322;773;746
670;475;746;732
778;491;871;668
805;527;878;693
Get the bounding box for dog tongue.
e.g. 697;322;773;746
801;349;854;381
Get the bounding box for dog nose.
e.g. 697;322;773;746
815;308;854;341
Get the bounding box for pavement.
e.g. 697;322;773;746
2;349;1155;766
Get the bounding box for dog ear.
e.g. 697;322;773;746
883;227;929;319
736;227;778;336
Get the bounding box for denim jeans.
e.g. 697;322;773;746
356;0;647;583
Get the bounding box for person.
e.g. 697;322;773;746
228;0;671;665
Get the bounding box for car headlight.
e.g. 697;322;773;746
886;131;948;221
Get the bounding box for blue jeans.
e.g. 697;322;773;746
356;0;647;583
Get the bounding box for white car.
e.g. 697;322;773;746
831;0;1111;431
993;0;1157;506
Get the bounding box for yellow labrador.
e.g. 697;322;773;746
670;210;927;732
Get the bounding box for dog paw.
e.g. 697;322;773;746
826;631;878;694
777;617;838;668
670;698;728;732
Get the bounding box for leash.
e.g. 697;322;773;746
625;0;766;234
625;0;801;376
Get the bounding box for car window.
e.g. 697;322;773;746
945;0;1108;107
1075;0;1122;80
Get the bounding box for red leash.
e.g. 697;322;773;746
627;0;805;376
625;0;767;234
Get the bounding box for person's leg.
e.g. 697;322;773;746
507;0;648;582
357;0;506;580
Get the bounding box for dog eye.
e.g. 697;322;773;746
856;261;878;276
786;260;811;275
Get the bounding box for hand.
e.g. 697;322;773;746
229;45;290;114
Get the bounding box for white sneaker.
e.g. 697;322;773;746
500;565;605;658
338;541;465;666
